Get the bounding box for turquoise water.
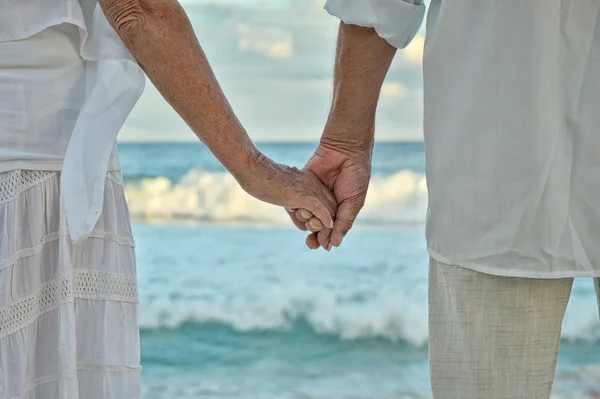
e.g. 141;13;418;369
118;142;600;398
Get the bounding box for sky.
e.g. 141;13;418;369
120;0;426;142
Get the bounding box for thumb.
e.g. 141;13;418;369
330;198;363;247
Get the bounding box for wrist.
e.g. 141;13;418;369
226;144;264;186
320;116;375;158
234;149;279;195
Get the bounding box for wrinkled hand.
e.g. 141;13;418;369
240;153;337;230
287;141;372;250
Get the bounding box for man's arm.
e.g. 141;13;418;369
324;22;397;154
293;22;398;249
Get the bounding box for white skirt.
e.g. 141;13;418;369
0;170;140;399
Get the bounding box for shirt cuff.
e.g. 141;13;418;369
324;0;426;49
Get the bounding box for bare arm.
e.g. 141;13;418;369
325;22;397;154
99;0;257;180
99;0;337;227
292;22;398;249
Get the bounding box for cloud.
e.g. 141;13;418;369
237;23;294;59
120;1;426;142
381;82;408;100
403;34;425;65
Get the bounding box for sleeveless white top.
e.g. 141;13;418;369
0;0;145;240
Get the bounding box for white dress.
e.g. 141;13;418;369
0;169;140;399
0;1;145;398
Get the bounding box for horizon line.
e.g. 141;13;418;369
117;139;425;144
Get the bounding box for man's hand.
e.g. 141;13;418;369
287;22;397;250
288;140;372;250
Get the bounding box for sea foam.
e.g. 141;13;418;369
125;169;428;226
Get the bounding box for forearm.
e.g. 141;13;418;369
323;22;397;154
100;0;258;181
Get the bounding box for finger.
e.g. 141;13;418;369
295;209;314;223
304;170;337;214
305;172;338;227
305;217;324;232
318;228;332;250
318;185;338;225
330;200;363;247
331;219;352;247
286;208;308;231
319;183;338;214
305;232;320;249
301;197;334;230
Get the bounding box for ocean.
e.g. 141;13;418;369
118;142;600;399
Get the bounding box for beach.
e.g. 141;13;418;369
118;142;600;398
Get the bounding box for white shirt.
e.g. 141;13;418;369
326;0;600;277
0;0;145;241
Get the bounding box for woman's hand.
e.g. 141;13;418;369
238;153;337;231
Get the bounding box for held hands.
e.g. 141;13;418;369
238;136;372;252
239;153;338;231
287;138;372;251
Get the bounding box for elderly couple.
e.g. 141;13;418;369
3;0;600;398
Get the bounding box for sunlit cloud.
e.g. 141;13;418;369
121;1;426;142
237;23;294;60
381;82;408;100
403;34;425;65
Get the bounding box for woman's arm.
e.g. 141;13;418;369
98;0;336;227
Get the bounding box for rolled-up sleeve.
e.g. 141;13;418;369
324;0;426;49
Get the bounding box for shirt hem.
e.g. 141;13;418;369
427;248;600;279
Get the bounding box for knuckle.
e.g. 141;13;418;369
339;219;354;230
307;197;320;207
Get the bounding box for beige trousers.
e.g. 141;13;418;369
428;258;600;399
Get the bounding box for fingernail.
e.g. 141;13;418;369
300;210;310;219
329;220;334;229
326;243;332;251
